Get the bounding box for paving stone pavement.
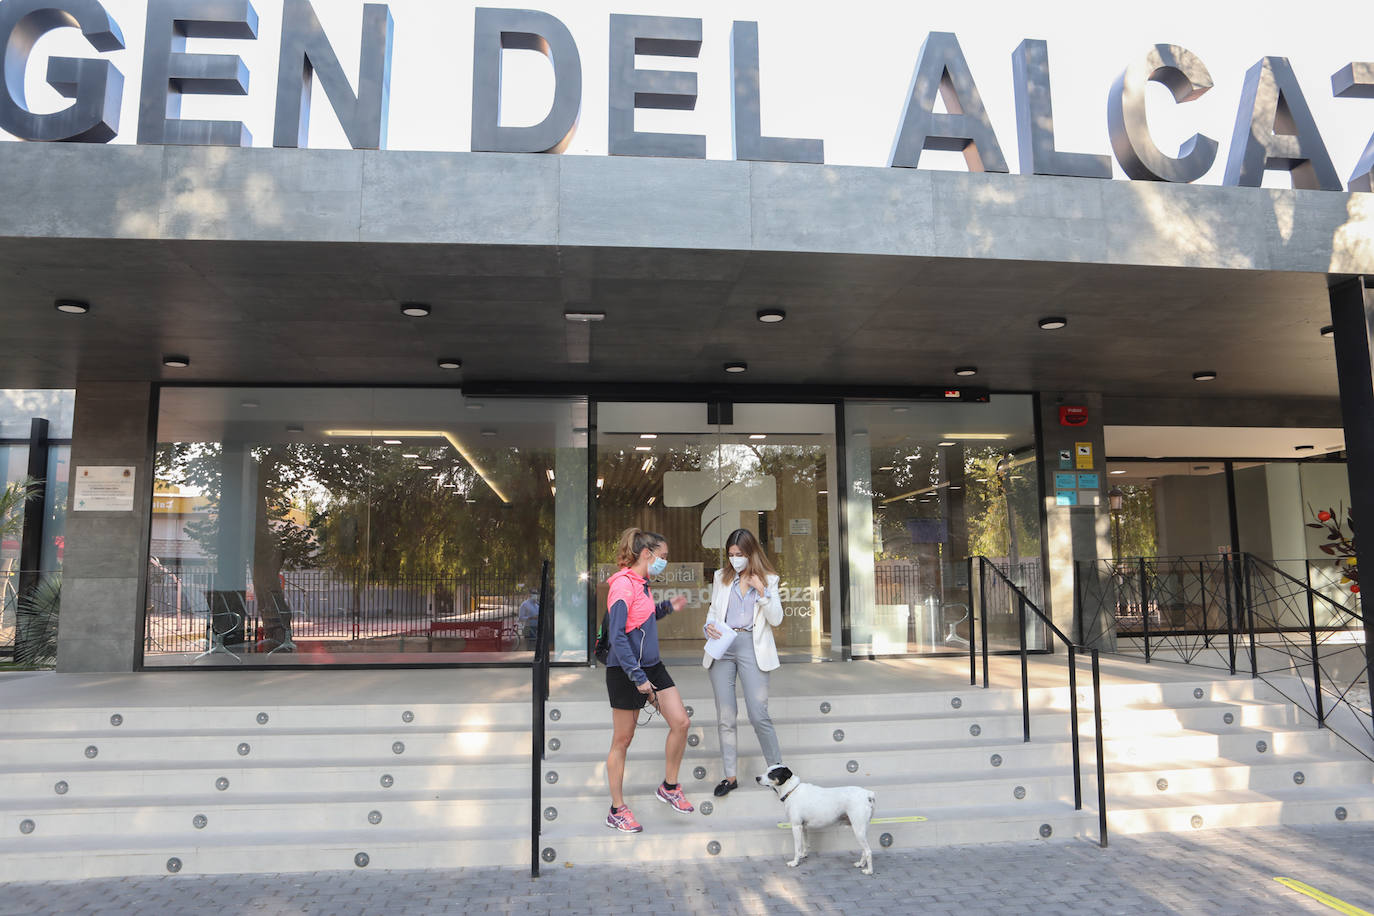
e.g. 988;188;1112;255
3;825;1373;915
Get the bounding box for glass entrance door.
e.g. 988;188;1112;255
594;402;837;661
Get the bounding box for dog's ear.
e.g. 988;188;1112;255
770;765;793;786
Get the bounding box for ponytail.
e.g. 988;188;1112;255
616;527;665;568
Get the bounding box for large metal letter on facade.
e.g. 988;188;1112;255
1333;63;1374;192
1107;44;1217;183
730;21;822;164
272;0;393;149
889;31;1008;172
608;14;704;159
1223;56;1340;190
470;7;581;154
138;0;258;146
0;0;124;142
1011;39;1110;178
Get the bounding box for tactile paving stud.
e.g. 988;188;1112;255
215;777;230;791
544;807;557;822
1014;786;1026;800
1293;772;1306;785
1256;740;1268;754
53;781;68;795
693;767;706;780
109;714;123;727
541;848;557;863
951;697;962;709
548;738;561;752
401;710;414;723
166;857;182;873
354;852;369;868
193;814;207;829
1039;824;1053;838
1157;778;1169;791
548;709;561;722
847;760;859;774
84;745;98;759
1191;815;1204;828
688;734;700;747
392;741;405;755
368;811;382;825
256;712;269;725
990;754;1003;767
707;841;721;856
833;729;845;743
380;774;394;788
969;724;981;737
819;701;831;714
545;771;558;785
685;705;694;717
1193;688;1205;700
879;833;894;848
19;819;35;835
236;743;251;756
1223;712;1234;725
1336;807;1348;821
701;802;714;816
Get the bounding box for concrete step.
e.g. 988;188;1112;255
1105;784;1374;833
0;703;529;734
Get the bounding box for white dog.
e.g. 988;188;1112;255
757;764;876;875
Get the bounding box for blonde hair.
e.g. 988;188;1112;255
721;527;776;585
615;527;665;568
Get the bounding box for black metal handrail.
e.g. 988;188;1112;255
530;559;553;877
973;556;1108;848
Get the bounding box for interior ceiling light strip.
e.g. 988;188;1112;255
321;429;510;503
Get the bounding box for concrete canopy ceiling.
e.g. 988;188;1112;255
0;237;1341;400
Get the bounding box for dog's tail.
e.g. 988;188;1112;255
866;791;876;821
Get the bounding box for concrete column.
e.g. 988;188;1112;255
1038;393;1111;641
57;382;156;672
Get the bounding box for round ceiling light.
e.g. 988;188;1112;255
756;309;786;323
54;299;89;314
1192;370;1217;381
954;366;978;377
437;358;462;370
1320;325;1334;338
162;355;190;368
1294;444;1315;451
400;302;431;317
1038;317;1067;330
724;362;748;373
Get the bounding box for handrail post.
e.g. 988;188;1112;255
531;559;551;878
1072;560;1084;647
1244;555;1258;679
979;558;990;689
1200;559;1210;649
1091;648;1108;848
1018;595;1030;743
968;556;976;687
1068;644;1081;810
1222;552;1236;675
1138;556;1151;663
1306;583;1325;728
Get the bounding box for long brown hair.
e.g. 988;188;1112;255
721;527;776;586
615;527;665;568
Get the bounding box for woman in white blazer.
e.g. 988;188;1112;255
701;528;784;797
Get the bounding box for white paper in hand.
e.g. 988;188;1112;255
704;625;737;660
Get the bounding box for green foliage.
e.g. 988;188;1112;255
1112;484;1158;559
0;476;39;544
14;573;59;668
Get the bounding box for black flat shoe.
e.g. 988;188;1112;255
713;779;739;797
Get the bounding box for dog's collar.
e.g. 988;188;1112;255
778;785;797;804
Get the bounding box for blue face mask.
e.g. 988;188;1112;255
647;555;667;576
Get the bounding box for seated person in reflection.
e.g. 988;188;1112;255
519;589;541;645
702;528;785;797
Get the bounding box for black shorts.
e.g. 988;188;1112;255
606;661;675;710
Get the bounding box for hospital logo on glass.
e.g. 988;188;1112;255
663;472;776;549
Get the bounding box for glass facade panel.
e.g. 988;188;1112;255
146;388;587;666
844;396;1043;656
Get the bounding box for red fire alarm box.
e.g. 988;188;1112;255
1059;406;1089;427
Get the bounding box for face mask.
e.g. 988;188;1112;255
729;556;748;572
647;556;668;576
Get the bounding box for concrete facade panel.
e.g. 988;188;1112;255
749;162;935;255
0;144;165;239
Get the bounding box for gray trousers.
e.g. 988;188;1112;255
707;631;782;779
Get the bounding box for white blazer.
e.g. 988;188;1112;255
701;569;783;672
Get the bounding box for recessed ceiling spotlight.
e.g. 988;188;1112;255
564;310;606;322
1109;469;1126;475
756;308;786;323
417;465;434;470
635;445;652;451
383;439;402;445
400;302;431;317
480;429;498;437
240;399;260;409
1038;317;1067;330
724;361;748;373
1192;370;1217;381
437;358;462;370
466;403;483;410
891;406;909;413
1294;444;1315;451
938;441;956;447
640;433;657;439
1320;325;1334;338
1193;465;1209;471
878;465;895;471
54;299;89;314
402;453;419;458
954;366;978;377
286;424;304;433
749;434;766;440
162;355;190;368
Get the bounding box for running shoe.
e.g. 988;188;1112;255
606;805;643;833
656;783;695;814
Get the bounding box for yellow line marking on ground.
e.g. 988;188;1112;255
1274;877;1373;916
777;815;927;828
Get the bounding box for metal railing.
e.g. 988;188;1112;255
529;560;553;877
971;556;1108;848
1076;553;1370;761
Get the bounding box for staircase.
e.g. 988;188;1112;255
0;667;1371;880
